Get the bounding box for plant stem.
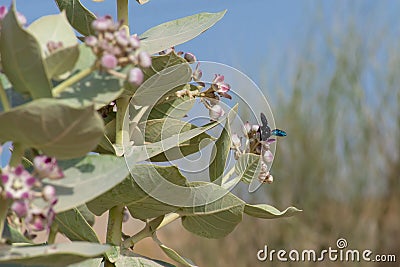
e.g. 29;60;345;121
115;97;130;148
122;213;180;249
0;79;11;111
52;66;96;96
47;222;58;244
117;0;129;29
0;198;11;240
106;205;124;246
9;143;24;167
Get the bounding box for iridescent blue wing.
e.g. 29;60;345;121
271;129;287;137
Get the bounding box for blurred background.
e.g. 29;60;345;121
1;0;399;266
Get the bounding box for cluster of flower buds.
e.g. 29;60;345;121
174;57;233;121
84;15;151;86
0;155;64;233
230;119;283;184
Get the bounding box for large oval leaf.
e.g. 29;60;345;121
45;155;129;212
87;165;188;219
55;0;97;36
55;72;124;110
178;182;245;239
0;242;110;267
140;11;227;54
0;5;52;99
0;99;104;159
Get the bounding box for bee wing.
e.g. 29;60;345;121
260;112;268;126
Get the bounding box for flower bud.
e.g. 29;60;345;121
101;54;118;69
42;185;57;203
243;122;251;135
84;36;98;47
138;51;152;68
0;6;8;20
209;104;225;121
262;149;274;163
184;52;197;63
129;34;140;49
16;12;26;26
11;200;29;217
231;133;241;148
115;29;129;47
91;15;113;32
128;67;144;86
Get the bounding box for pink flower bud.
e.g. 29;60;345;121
138;51;152;68
128;67;144;86
209;104;225;121
101;54;118;69
42;185;57;202
84;36;98;47
16;12;26;26
115;29;129;47
91;15;114;32
129;34;140;49
184;52;197;63
11;200;29;217
262;150;274;163
0;6;8;20
231;133;241;148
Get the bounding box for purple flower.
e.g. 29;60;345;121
209;104;225;121
211;74;231;99
0;6;7;20
84;36;98;47
101;54;118;69
25;207;46;232
11;200;29;217
138;51;152;68
91;15;114;32
33;156;64;180
128;67;144;86
184;52;197;63
1;165;36;199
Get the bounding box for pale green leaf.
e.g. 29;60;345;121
0;242;110;266
0;99;104;159
0;5;52;98
235;153;261;184
140;11;227;54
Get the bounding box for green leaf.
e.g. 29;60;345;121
140;11;227;54
72;44;96;73
209;115;234;184
55;0;97;36
125;104;238;163
157;243;196;267
131;63;192;107
87;165;188;219
67;258;102;267
0;5;52;99
77;204;95;226
0;242;110;267
45;155;129;212
115;255;175;267
27;12;79;79
56;208;100;243
244;204;302;219
234;153;261;184
56;72;124;110
0;99;104;159
2;221;32;244
139;118;213;162
178;182;245;239
44;46;80;79
148;96;195;120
